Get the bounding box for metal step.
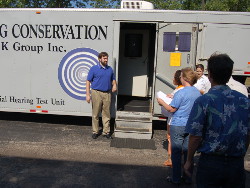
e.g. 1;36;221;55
115;127;152;139
116;111;152;121
116;120;151;129
114;111;153;139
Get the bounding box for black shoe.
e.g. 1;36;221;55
103;133;112;139
92;133;98;139
166;176;180;186
181;176;192;185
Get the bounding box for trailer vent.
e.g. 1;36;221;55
121;0;154;10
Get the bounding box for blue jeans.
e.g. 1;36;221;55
196;154;245;188
170;125;190;183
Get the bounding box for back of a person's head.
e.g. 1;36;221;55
181;67;198;86
207;53;234;85
174;70;182;85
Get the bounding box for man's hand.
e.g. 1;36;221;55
112;85;117;93
86;94;91;103
184;161;193;177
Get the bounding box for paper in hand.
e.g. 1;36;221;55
157;91;173;117
157;91;172;104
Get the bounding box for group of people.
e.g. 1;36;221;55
158;53;250;187
86;51;250;187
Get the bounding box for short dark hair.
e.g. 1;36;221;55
207;53;233;85
181;67;198;86
174;70;182;86
98;52;109;59
196;64;204;71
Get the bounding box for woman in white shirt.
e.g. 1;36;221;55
194;64;211;94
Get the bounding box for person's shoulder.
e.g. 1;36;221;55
89;64;99;71
231;90;248;99
194;93;209;105
227;78;248;97
90;64;98;68
181;86;194;91
200;89;217;100
190;86;200;92
202;74;209;79
179;86;200;96
106;65;113;70
173;87;186;97
201;75;209;82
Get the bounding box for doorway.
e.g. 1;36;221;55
117;23;156;112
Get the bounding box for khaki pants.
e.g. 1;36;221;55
91;89;111;135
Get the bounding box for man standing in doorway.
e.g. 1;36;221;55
184;53;250;188
86;52;117;139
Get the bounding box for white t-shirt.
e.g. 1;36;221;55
194;75;211;94
227;77;248;97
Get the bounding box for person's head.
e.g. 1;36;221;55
195;64;204;78
207;53;234;85
180;67;198;86
98;52;109;66
173;70;182;86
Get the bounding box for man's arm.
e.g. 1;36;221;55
86;80;91;103
112;80;117;93
184;135;202;177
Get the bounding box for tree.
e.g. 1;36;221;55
85;0;119;8
183;0;250;11
147;0;183;10
0;0;85;8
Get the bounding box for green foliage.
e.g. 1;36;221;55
0;0;83;8
182;0;203;10
147;0;183;10
183;0;250;11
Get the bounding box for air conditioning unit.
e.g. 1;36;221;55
121;0;154;10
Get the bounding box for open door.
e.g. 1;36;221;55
115;22;157;140
153;23;198;115
117;22;156;113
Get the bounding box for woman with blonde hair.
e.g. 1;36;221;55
164;70;184;167
157;67;201;185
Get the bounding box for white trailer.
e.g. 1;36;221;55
0;0;250;139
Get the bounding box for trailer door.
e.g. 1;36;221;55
153;23;198;115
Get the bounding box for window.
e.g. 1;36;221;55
163;32;176;52
125;34;143;57
163;32;191;52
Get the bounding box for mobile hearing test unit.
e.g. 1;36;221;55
0;0;250;139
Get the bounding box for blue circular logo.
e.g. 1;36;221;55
58;48;99;100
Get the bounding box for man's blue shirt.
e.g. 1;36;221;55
87;64;115;92
170;86;201;127
186;85;250;156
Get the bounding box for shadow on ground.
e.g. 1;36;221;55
0;112;92;126
0;112;168;131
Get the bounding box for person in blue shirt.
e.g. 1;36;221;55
86;52;117;139
157;67;201;185
184;53;250;188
